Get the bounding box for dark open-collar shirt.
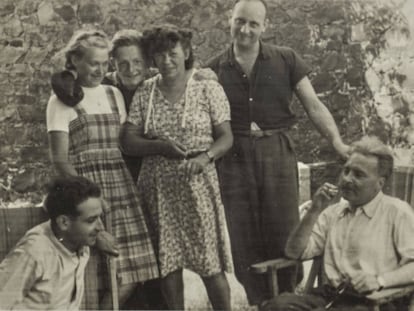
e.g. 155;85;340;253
102;72;137;114
207;42;311;133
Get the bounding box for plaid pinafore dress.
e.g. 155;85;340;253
68;85;159;308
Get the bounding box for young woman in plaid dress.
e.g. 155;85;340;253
46;30;159;309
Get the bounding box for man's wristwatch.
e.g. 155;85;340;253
376;275;385;291
205;150;215;162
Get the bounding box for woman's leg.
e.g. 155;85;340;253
202;272;231;311
100;283;137;310
160;269;185;310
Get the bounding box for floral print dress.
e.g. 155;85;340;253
127;72;234;277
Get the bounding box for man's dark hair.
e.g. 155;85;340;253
110;29;149;65
351;136;394;180
234;0;268;14
142;24;194;70
44;176;101;221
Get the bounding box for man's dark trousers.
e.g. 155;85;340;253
218;131;300;305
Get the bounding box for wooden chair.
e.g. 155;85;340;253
251;165;414;311
0;206;48;260
0;205;119;310
251;257;414;310
105;210;119;311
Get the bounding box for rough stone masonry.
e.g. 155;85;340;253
0;0;413;204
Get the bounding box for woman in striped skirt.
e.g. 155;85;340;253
46;29;159;309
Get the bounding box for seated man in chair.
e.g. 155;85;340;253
0;176;104;310
262;136;414;311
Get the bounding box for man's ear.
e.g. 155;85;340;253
183;47;191;61
70;55;78;69
110;56;116;70
228;10;233;27
56;215;71;232
378;176;386;190
263;18;269;32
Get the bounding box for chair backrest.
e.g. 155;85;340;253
0;206;48;260
387;166;414;207
304;256;324;293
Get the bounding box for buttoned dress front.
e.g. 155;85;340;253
127;73;234;277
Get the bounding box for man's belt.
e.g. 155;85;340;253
234;127;290;138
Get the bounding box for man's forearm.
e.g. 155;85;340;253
381;262;414;288
119;124;165;157
285;207;322;259
307;103;343;148
120;135;165;157
295;77;348;158
208;122;233;160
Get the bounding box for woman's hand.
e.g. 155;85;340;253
96;231;119;257
159;138;187;158
178;153;210;181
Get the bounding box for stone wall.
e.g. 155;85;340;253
0;0;412;204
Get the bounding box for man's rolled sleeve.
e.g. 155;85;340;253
382;204;414;286
283;48;312;88
300;206;334;260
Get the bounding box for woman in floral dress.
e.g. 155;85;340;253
120;25;234;311
46;30;158;309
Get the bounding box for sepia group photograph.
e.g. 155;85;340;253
1;0;414;310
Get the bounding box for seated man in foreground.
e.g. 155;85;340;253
0;176;104;310
262;136;414;311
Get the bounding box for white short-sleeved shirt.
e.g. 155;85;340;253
47;85;127;133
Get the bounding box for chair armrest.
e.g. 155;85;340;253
250;258;300;298
250;258;299;274
365;285;414;305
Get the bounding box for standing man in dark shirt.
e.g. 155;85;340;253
207;0;350;306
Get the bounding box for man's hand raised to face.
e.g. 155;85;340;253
312;183;339;212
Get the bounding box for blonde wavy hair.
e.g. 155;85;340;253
63;29;111;70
